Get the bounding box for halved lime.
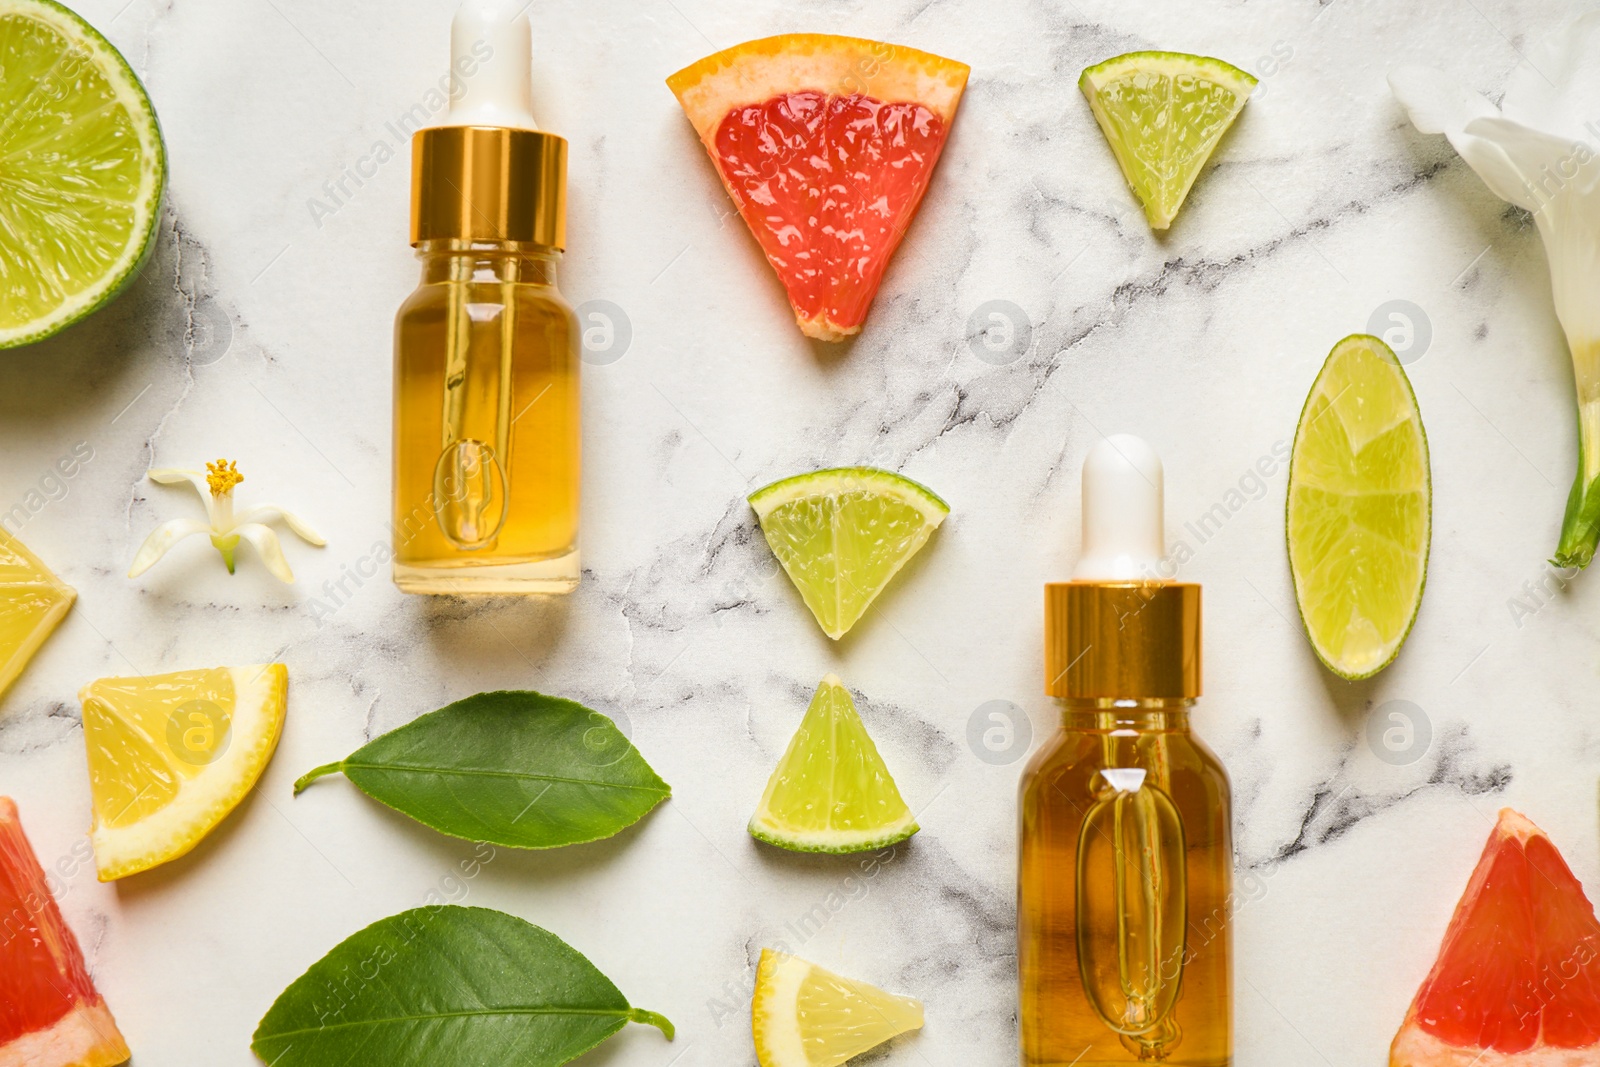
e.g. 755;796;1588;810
0;0;165;348
748;674;918;854
1080;51;1255;230
1287;334;1430;680
749;467;948;640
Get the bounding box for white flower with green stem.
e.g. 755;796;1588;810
1392;12;1600;567
129;459;325;582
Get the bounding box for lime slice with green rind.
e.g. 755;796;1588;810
749;467;948;640
0;0;165;348
1287;334;1431;680
749;674;918;854
1080;50;1255;230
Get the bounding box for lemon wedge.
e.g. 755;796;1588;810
752;949;923;1067
0;529;74;701
79;663;286;880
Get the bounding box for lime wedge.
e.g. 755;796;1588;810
749;467;948;640
1080;51;1255;230
749;674;917;854
1287;334;1430;680
0;0;165;348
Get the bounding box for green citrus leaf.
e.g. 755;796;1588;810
293;691;670;848
251;906;674;1066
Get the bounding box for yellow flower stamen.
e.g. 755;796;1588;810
205;459;244;497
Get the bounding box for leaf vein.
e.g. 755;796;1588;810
345;764;667;793
260;1006;636;1040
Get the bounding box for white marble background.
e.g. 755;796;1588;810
2;0;1595;1063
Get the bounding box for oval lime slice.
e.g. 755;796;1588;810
0;0;165;348
749;467;948;640
1287;334;1431;679
1080;50;1255;230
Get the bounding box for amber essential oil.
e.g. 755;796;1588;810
393;240;580;593
1019;436;1234;1065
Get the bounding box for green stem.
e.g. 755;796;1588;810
628;1008;675;1039
293;761;346;795
1553;397;1600;569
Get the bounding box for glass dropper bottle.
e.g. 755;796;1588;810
392;0;581;594
1018;435;1234;1066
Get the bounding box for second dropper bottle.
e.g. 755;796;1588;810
1018;435;1235;1066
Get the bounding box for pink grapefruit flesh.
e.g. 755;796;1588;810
1391;808;1600;1066
668;34;968;342
0;797;128;1067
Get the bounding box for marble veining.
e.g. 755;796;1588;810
0;0;1595;1064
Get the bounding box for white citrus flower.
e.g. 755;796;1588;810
1392;12;1600;567
129;459;325;583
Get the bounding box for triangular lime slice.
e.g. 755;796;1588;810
749;467;948;640
1080;50;1255;230
749;674;917;854
1287;334;1431;679
0;0;166;347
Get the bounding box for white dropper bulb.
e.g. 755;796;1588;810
1072;434;1165;581
448;0;538;130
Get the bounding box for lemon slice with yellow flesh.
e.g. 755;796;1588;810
79;663;286;880
0;529;74;700
753;949;923;1067
1287;335;1430;679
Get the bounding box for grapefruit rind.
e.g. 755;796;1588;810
79;663;287;880
667;33;968;142
1391;1025;1598;1067
0;1001;130;1067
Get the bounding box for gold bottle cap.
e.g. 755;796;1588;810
410;125;566;249
1044;581;1201;699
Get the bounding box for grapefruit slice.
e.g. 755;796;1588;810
0;796;130;1067
668;34;968;342
1391;809;1600;1065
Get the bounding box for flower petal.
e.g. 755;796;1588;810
1390;66;1541;213
1388;64;1498;136
128;518;211;578
1503;11;1600;138
147;468;210;498
232;504;327;547
1389;66;1543;211
233;523;296;583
